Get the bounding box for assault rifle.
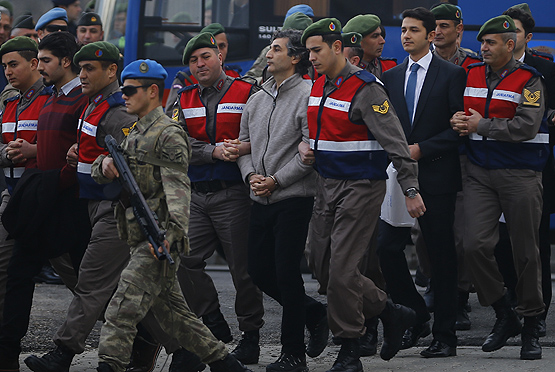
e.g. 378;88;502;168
105;135;174;264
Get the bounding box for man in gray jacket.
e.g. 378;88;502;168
236;29;328;372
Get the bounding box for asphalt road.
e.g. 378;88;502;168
20;269;555;371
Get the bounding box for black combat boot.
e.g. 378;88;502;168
24;344;75;372
306;306;329;358
169;348;205;372
209;354;252;372
230;330;260;364
455;291;471;331
267;353;308;372
359;317;378;357
125;334;161;372
202;309;233;343
482;293;522;352
97;362;115;372
521;316;542;360
378;301;416;361
326;338;362;372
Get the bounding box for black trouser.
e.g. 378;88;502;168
247;197;323;356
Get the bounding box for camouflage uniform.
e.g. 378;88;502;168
92;106;227;372
243;45;270;83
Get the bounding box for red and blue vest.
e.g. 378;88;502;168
464;63;548;171
380;57;397;73
178;79;252;182
2;87;50;192
307;70;388;180
77;92;125;199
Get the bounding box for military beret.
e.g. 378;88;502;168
285;4;314;21
182;32;218;65
509;3;532;17
78;12;102;27
282;12;312;31
431;3;463;21
342;32;362;48
343;14;381;36
52;0;78;5
13;14;35;30
0;36;38;59
0;1;12;16
74;41;120;64
122;59;168;81
35;8;68;31
477;15;516;41
301;18;341;45
200;23;225;36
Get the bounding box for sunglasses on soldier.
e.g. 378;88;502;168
120;85;151;97
45;24;68;32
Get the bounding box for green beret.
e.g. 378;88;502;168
200;23;225;36
182;32;218;65
343;14;381;36
282;12;312;31
0;36;37;59
431;3;463;21
477;15;516;41
342;32;362;48
301;18;341;45
509;3;532;17
74;41;120;64
0;1;13;16
78;12;102;27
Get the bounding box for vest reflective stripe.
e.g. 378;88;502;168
308;73;388;180
77;162;93;174
464;64;548;171
309;138;384;152
80;120;98;137
3;167;24;178
178;80;252;182
2;120;38;133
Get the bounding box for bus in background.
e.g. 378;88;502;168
95;0;555;104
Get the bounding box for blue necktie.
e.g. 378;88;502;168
405;63;420;125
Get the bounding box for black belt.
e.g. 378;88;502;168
191;180;242;193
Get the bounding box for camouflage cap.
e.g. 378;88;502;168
121;59;168;81
509;3;532;16
78;12;102;27
282;12;313;31
477;15;516;41
0;36;38;59
343;14;381;36
431;3;463;21
74;41;120;64
182;32;218;65
342;32;362;48
200;23;225;36
301;17;341;45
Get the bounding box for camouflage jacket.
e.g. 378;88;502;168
92;106;191;252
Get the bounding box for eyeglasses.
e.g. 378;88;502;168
44;25;68;33
120;84;151;97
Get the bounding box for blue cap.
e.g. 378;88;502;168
285;4;314;21
121;59;168;81
35;8;68;31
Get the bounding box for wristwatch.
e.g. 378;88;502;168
404;187;419;199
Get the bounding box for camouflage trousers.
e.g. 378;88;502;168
98;241;227;372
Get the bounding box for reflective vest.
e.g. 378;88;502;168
380;58;397;73
77;92;125;199
307;70;388;180
178;79;252;182
1;88;50;192
461;54;482;72
176;65;242;87
464;63;548;171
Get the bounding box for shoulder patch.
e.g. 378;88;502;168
372;100;389;114
161;146;184;163
122;122;136;136
172;108;180;121
523;88;541;107
354;70;377;84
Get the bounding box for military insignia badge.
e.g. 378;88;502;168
210;36;216;45
523;89;541;107
172;108;179;121
25;89;35;99
372;100;389;114
139;62;149;73
503;21;510;29
216;79;224;90
95;49;103;57
351;35;357;44
91;16;97;22
93;94;103;104
335;76;343;87
329;22;336;31
455;10;461;19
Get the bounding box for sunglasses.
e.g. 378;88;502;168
44;25;68;32
120;84;151;97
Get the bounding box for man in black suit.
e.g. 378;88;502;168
495;4;555;337
378;7;466;358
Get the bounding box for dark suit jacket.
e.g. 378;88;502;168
382;54;466;195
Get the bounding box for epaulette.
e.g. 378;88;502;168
175;68;196;86
40;86;54;95
106;91;125;107
354;69;377;84
530;49;554;62
225;64;243;73
519;63;543;78
467;62;485;70
179;84;198;94
4;95;19;103
380;57;397;63
463;49;482;61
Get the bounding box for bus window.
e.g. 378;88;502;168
211;0;249;29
